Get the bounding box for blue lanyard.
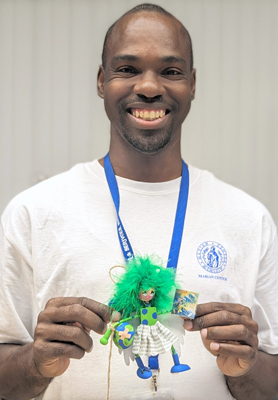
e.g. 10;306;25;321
104;153;189;270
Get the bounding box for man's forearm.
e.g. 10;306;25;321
0;343;52;400
226;351;278;400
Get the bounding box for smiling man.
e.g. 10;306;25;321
98;6;195;182
0;4;278;400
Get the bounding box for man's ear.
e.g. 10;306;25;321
97;65;105;98
190;68;196;100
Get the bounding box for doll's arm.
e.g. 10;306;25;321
100;314;140;345
157;309;172;316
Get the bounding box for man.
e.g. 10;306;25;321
0;4;277;400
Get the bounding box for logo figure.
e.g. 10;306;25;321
196;241;227;274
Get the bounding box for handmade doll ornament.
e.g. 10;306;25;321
100;255;190;379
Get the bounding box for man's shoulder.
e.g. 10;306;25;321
192;165;264;204
5;166;74;209
190;164;275;229
1;161;100;224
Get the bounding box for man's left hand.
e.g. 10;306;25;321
183;302;259;377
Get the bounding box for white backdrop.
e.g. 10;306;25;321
0;0;277;225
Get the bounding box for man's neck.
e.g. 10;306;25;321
99;144;183;183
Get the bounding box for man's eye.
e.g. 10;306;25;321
118;67;137;74
162;69;181;76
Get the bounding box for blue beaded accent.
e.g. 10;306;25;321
142;319;148;325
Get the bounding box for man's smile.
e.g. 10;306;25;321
129;108;167;120
125;103;171;128
127;108;170;128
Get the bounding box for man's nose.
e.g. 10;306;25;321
133;71;165;98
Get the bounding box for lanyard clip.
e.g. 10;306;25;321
152;372;159;394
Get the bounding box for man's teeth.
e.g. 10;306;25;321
131;109;166;121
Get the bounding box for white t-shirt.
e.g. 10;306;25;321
1;160;277;400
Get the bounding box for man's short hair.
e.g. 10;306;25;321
101;3;194;71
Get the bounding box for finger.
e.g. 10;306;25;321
35;323;93;353
66;321;91;334
195;302;252;318
39;304;108;334
184;310;258;333
45;297;116;323
35;339;86;361
204;325;258;348
209;342;257;362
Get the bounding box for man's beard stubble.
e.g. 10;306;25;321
120;113;175;154
122;127;172;154
118;96;177;154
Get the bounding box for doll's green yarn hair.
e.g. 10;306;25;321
110;255;178;318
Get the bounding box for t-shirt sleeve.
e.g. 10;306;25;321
0;201;38;344
252;223;278;355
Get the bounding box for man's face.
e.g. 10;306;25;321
98;13;196;155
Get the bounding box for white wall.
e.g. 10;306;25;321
0;0;277;225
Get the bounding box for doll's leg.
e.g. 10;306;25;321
170;345;190;373
135;354;152;379
148;355;159;370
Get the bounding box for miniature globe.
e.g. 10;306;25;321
113;322;135;349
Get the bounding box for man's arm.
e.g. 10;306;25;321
226;351;278;400
184;302;278;400
0;297;119;400
0;343;51;400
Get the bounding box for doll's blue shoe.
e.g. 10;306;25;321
171;352;191;373
171;363;191;373
137;367;153;379
135;355;152;379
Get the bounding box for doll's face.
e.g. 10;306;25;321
139;287;155;303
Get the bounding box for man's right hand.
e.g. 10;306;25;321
33;297;119;378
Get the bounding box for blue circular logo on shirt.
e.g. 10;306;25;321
196;241;227;274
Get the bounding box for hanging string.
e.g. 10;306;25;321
106;265;126;399
109;265;127;283
107;325;115;400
